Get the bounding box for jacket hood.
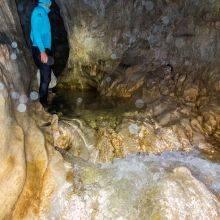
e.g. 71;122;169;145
38;0;51;13
38;0;51;4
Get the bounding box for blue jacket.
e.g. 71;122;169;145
30;4;51;52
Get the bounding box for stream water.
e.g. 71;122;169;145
48;89;220;219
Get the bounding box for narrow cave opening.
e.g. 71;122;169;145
15;0;69;78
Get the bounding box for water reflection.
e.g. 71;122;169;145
49;89;138;118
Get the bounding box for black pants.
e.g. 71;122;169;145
32;46;53;106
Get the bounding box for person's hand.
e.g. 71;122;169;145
40;52;48;64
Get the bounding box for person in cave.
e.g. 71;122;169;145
30;0;53;108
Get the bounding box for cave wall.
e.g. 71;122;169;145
55;0;220;94
0;1;69;218
0;0;34;92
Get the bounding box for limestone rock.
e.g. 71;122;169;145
56;115;196;163
52;119;98;162
143;167;220;219
214;81;220;92
96;127;124;162
183;86;199;102
46;154;220;219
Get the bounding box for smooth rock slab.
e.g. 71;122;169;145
46;153;220;219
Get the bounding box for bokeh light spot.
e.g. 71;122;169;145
76;97;83;105
0;82;5;90
106;76;111;83
111;54;117;59
17;3;24;12
129;123;140;135
144;1;154;11
11;41;18;49
19;94;28;104
175;38;185;48
162;16;169;25
11;91;20;100
17;103;26;113
135;99;145;108
10;53;17;60
30;91;39;101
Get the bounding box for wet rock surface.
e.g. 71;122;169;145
46;152;220;219
0;0;219;219
49;89;219;163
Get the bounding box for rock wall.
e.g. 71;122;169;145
0;1;70;218
56;0;220;95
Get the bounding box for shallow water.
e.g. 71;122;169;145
49;89;139;117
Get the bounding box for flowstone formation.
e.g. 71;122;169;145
0;0;220;219
46;152;220;219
